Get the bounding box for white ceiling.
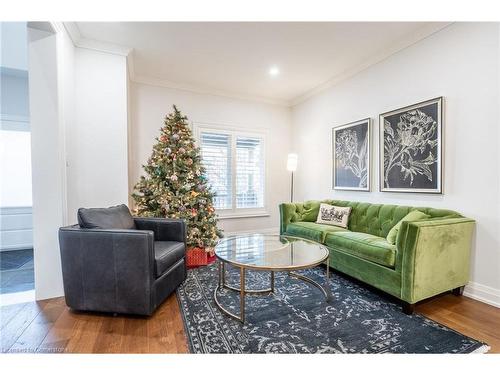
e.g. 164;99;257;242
75;22;450;105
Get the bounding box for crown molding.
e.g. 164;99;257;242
63;22;132;57
131;74;290;107
126;50;136;81
62;21;81;42
289;22;453;107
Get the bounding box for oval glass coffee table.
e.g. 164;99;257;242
214;234;331;323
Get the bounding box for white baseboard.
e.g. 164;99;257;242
464;281;500;308
224;227;280;236
0;290;35;307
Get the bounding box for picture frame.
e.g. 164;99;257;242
379;97;443;193
332;118;371;191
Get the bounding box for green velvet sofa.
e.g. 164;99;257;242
279;200;475;314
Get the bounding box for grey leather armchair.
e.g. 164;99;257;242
58;204;187;316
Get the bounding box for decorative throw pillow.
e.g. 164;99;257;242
316;203;352;228
386;210;430;245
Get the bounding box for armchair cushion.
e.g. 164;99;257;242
77;204;135;230
134;218;186;243
154;241;185;278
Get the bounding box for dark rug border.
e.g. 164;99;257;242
176;287;197;353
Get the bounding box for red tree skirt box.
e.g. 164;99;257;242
186;247;216;268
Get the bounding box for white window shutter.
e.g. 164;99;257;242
200;132;232;209
236;137;264;209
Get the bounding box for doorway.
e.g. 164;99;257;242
0;22;35;305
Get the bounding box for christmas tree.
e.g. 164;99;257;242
132;106;222;248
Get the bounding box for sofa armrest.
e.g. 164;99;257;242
279;203;298;235
134;217;186;244
397;217;475;303
58;226;155;314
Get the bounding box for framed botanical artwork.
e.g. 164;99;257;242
332;118;371;191
380;97;443;193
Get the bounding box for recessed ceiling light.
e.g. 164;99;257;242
269;66;280;76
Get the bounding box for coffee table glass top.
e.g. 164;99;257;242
215;234;328;270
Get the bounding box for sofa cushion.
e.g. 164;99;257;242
286;221;349;243
77;204;136;229
154;241;185;277
386;210;431;245
325;231;396;268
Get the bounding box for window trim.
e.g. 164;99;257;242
193;121;269;219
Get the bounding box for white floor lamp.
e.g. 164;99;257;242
287;153;298;202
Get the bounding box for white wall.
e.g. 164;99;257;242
0;131;33;251
0;22;28;71
65;48;129;222
28;27;66;300
0;130;32;207
0;71;30;120
27;24;129;300
0;73;31;207
129;82;291;233
291;23;500;306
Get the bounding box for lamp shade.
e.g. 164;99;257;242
286;153;298;172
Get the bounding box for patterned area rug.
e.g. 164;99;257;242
176;263;488;353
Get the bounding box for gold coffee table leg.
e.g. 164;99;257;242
325;256;332;302
214;262;274;324
222;261;226;287
240;266;246;322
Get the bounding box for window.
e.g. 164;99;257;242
198;125;266;217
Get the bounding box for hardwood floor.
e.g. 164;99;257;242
1;295;188;353
1;292;498;353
